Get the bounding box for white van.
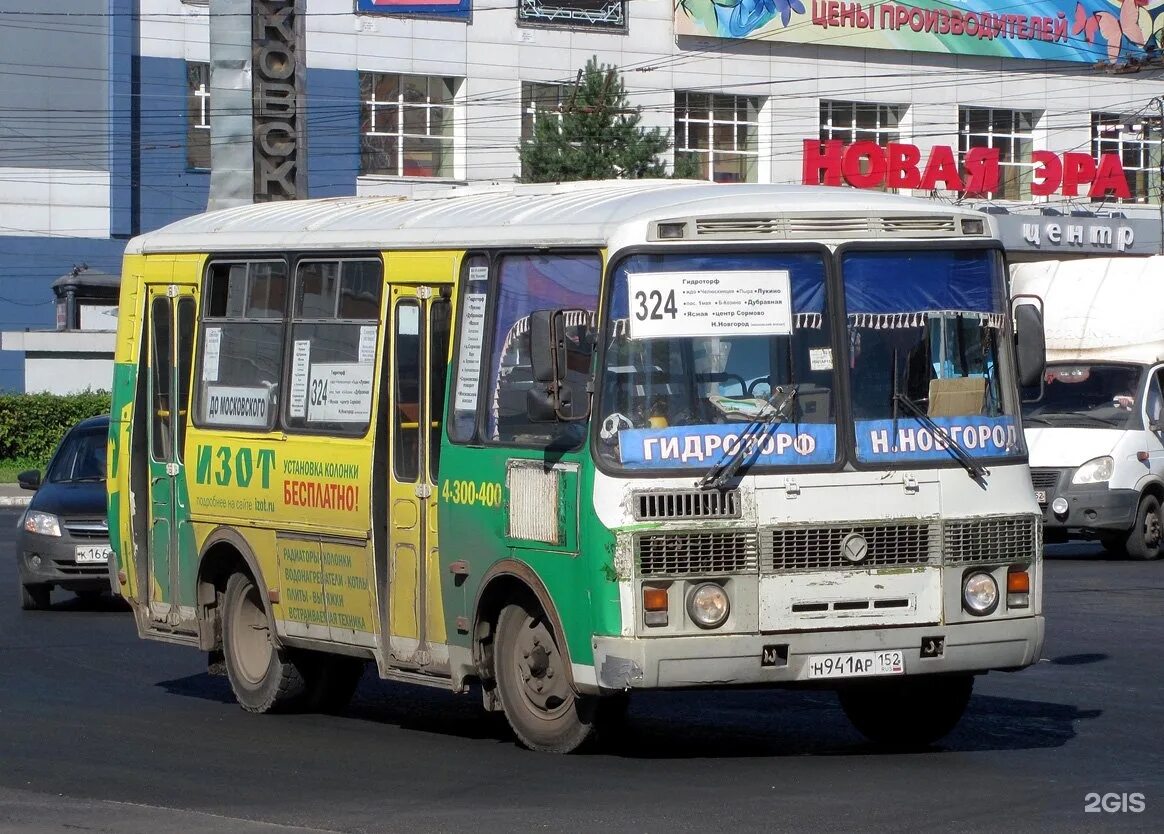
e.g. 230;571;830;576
1011;257;1164;560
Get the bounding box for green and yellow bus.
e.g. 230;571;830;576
109;180;1047;752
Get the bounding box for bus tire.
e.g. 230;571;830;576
494;601;597;753
222;571;309;713
303;654;365;714
1124;494;1163;560
838;674;973;748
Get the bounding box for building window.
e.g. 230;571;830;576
520;82;568;179
1092;113;1160;203
674;92;761;183
959;108;1037;201
819;100;905;191
186;62;211;170
820;100;904;146
360;72;459;178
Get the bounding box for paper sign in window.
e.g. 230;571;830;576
202;327;222;382
626;270;793;339
454;293;487;411
307;363;374;423
289;339;311;418
204;384;270;427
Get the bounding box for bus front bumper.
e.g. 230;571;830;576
588;616;1044;692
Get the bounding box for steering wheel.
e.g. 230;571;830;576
714;373;748;396
747;376;773;397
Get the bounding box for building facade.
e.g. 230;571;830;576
2;0;1163;389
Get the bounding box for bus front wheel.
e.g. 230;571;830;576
837;673;973;748
222;571;309;713
494;601;597;753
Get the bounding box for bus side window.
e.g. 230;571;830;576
284;259;382;435
150;298;172;461
429;299;451;481
487;252;600;445
196;260;287;432
394;301;421;483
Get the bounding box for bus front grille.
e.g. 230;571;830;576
636;531;758;576
943;515;1041;564
634;489;740;521
761;522;938;572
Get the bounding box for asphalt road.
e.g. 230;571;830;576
0;508;1160;834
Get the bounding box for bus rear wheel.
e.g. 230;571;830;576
494;601;597;753
838;674;974;748
222;572;309;713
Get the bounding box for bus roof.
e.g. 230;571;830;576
124;180;991;255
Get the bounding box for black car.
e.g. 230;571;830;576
16;415;111;610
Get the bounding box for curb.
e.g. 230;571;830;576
0;496;31;507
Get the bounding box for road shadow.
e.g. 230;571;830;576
1049;653;1108;666
155;671;1097;758
597;688;1100;759
32;592;132;614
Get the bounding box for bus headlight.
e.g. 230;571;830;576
687;583;729;629
962;572;999;616
1072;456;1114;485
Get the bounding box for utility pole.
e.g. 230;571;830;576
1155;95;1164;255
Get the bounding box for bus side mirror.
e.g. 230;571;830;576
530;310;565;384
1014;302;1046;390
527;309;584;423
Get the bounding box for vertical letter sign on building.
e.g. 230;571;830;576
253;0;305;201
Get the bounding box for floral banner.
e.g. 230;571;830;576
675;0;1164;63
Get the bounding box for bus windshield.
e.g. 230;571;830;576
594;252;837;472
843;248;1024;465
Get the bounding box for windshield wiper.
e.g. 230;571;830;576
893;393;989;481
697;386;798;491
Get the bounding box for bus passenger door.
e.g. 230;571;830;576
386;288;451;668
144;286;197;629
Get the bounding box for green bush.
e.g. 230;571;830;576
0;391;110;462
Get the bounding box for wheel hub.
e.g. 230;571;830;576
1146;511;1162;548
513;617;572;719
231;583;273;685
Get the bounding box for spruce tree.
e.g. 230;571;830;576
519;56;672;183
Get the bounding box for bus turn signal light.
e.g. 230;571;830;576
643;586;669;627
1007;567;1030;608
643;587;668;611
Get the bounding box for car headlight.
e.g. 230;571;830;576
1072;456;1114;485
686;582;730;629
962;572;999;616
23;511;61;537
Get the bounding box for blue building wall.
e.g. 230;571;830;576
0;239;128;392
307;68;361;199
2;57;362;393
136;56;213;232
